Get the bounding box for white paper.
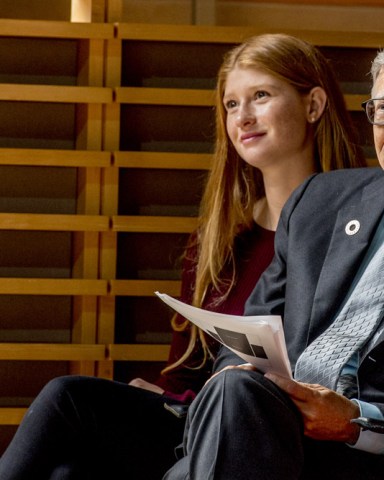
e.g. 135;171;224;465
155;292;292;379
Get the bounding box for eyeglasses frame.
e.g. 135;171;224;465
361;97;384;126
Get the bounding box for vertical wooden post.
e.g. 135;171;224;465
96;36;122;378
105;0;123;22
70;37;105;376
193;0;216;25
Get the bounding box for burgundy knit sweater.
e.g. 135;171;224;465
155;224;275;402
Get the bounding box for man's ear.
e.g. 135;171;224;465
306;86;327;123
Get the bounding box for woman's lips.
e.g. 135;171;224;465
240;131;265;143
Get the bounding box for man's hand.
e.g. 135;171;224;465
128;378;165;395
265;372;360;444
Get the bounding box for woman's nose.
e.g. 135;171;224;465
235;105;256;127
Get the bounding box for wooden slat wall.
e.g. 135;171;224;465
0;19;115;432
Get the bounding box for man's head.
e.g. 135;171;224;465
368;51;384;169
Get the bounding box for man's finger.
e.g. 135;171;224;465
264;372;308;399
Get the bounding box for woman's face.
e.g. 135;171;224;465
224;66;314;172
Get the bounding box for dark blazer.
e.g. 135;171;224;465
215;167;384;414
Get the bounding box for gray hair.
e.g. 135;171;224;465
371;50;384;84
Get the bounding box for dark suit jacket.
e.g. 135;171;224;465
214;167;384;414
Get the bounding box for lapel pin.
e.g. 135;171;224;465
345;220;360;236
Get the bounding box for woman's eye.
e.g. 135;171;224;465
225;100;237;110
255;91;269;100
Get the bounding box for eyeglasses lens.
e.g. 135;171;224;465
367;99;384;125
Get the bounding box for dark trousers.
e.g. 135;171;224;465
163;369;384;480
0;375;185;480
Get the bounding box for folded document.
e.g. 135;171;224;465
155;292;292;379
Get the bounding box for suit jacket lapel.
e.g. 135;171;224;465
307;176;384;343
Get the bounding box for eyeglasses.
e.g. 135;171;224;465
361;98;384;125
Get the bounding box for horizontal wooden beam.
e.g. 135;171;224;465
0;213;109;231
108;344;170;361
0;85;112;104
345;94;368;111
112;215;197;233
367;158;378;167
116;23;384;48
0;407;27;425
0;343;106;360
0;149;111;167
115;87;215;106
0;19;114;39
110;279;181;297
0;278;108;295
113;151;212;170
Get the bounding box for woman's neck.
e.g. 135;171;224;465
254;160;318;231
253;197;280;232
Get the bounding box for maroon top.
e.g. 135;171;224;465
155;224;275;402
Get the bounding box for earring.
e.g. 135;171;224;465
310;117;316;123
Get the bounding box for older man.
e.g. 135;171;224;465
164;52;384;479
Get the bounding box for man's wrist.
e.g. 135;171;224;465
347;400;384;454
346;400;361;444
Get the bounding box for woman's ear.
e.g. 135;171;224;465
306;86;327;123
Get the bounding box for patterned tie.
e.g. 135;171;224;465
295;240;384;390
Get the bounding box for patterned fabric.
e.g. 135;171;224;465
295;241;384;390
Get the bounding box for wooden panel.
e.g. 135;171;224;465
0;408;27;425
115;87;215;106
108;343;170;361
92;0;109;22
345;94;369;111
367;158;378;167
114;151;212;170
110;279;181;297
0;343;106;360
0;213;109;231
0;149;111;167
114;0;193;24
0;278;107;295
0;84;112;104
106;0;123;22
112;215;197;233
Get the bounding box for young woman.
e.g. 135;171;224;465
134;32;366;401
0;34;366;479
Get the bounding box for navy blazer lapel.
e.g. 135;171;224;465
308;175;384;340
